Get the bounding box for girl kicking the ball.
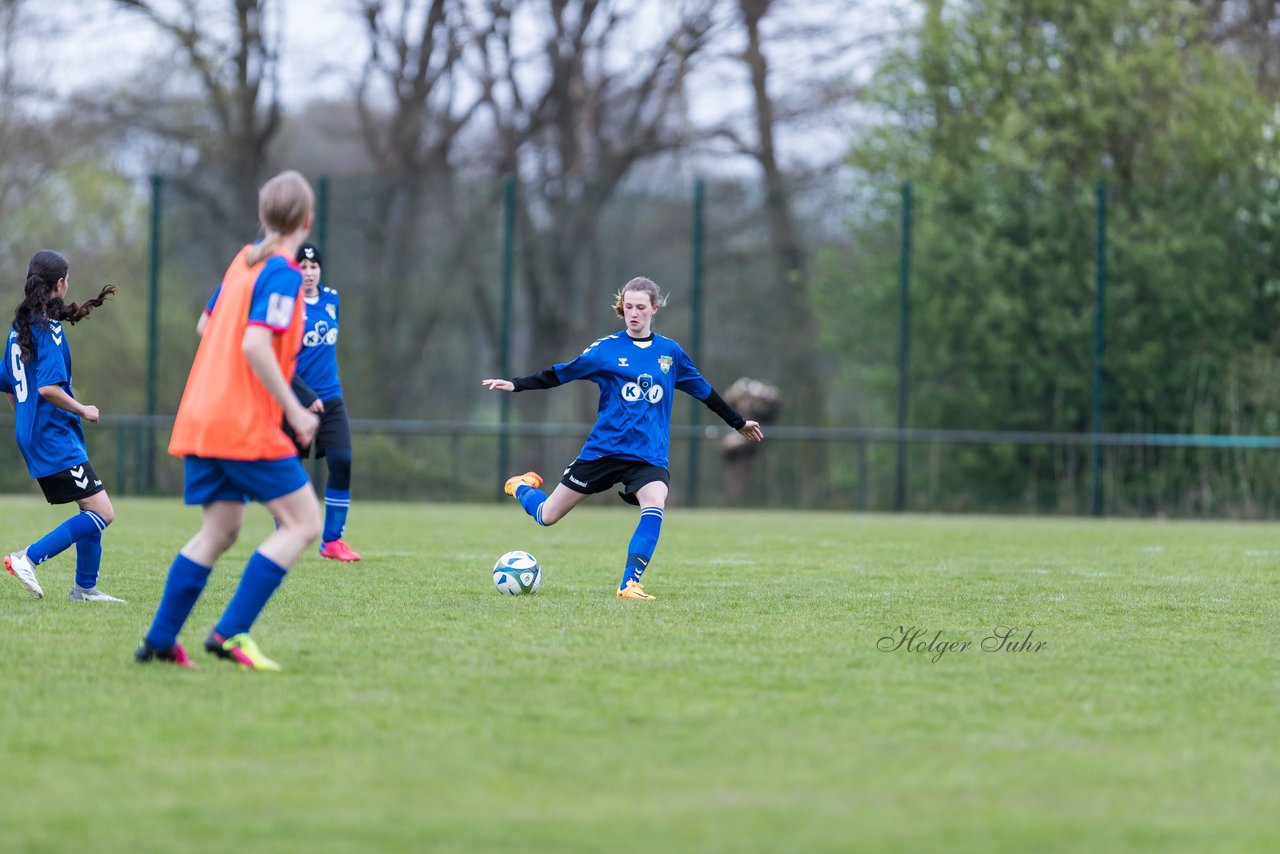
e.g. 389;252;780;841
481;276;763;600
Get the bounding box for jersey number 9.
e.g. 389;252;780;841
7;342;28;403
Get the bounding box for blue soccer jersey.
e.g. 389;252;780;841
207;276;343;401
3;320;89;478
296;285;343;401
553;332;712;468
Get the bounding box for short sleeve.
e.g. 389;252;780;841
33;326;70;388
204;283;222;315
674;346;712;399
248;257;302;332
553;338;607;383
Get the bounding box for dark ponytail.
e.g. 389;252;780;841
12;250;116;363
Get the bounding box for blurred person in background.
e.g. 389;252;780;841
285;242;360;562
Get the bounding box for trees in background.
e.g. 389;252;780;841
111;0;285;239
829;0;1280;511
13;0;1280;510
476;1;718;402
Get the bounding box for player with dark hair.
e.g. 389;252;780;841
482;276;764;600
135;170;322;671
2;250;122;602
288;241;360;561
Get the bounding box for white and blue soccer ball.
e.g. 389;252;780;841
493;550;542;595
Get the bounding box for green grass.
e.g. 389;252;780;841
1;497;1278;853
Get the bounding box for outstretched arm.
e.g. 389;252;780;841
482;367;563;393
700;388;764;443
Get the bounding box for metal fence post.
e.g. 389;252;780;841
316;175;330;255
687;178;706;507
498;176;517;491
145;174;163;492
1091;181;1107;516
894;181;913;512
856;438;868;511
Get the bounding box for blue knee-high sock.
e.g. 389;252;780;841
516;484;550;526
214;552;288;638
620;507;664;588
323;488;350;543
75;530;103;589
27;510;106;565
322;448;352;543
145;554;213;651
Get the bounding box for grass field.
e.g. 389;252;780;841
1;496;1278;853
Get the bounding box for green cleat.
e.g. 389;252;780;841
204;631;282;671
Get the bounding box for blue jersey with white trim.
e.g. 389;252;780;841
553;332;712;468
2;320;88;478
296;285;343;401
207;277;344;401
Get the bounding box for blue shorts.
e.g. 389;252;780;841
183;456;310;506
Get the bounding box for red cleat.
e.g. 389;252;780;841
320;540;362;562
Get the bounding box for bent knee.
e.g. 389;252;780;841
85;496;115;526
304;516;323;543
285;512;323;544
202;527;240;555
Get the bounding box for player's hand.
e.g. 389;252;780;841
308;399;325;414
739;420;764;442
80;404;100;423
287;406;320;447
482;378;515;392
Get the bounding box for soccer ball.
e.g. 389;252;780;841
493;550;541;595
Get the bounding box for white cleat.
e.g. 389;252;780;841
5;551;43;599
69;586;126;603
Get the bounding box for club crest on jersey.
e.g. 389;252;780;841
657;355;672;374
326;304;336;319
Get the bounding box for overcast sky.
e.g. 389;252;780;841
39;1;358;103
28;0;906;172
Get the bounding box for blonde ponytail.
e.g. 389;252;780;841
245;170;314;266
